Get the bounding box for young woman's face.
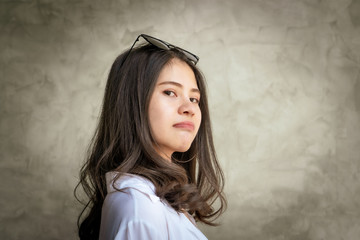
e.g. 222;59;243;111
148;58;201;160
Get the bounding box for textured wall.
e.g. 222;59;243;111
1;0;360;239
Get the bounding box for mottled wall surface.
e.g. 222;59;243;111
1;0;359;239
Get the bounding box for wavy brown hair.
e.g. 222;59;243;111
75;44;226;239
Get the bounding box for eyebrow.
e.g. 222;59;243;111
158;81;200;94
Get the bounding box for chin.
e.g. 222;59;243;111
175;144;192;153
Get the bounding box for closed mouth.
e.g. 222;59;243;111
173;121;195;131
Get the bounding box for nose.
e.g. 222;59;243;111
178;99;196;116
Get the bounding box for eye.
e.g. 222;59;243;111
163;90;175;96
190;98;200;104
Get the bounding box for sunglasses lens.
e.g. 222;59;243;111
143;36;169;50
141;34;199;64
182;51;198;64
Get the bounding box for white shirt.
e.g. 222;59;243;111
99;172;208;240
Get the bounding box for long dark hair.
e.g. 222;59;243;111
75;44;226;239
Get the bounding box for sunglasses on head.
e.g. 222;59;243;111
124;34;200;65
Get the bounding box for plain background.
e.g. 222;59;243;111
1;0;360;239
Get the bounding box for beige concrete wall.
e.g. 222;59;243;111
1;0;360;239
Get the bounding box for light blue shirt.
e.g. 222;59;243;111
99;172;208;240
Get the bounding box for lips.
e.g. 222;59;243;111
173;121;195;131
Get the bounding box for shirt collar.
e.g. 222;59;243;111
105;172;160;203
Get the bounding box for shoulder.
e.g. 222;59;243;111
99;173;168;239
106;172;160;202
103;184;164;220
103;173;164;219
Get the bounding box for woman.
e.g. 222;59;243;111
76;34;226;239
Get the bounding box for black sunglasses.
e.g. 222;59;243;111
124;34;200;65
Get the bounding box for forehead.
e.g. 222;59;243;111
156;58;198;88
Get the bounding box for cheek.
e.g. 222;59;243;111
149;100;172;129
148;102;159;131
195;109;202;131
149;108;162;130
